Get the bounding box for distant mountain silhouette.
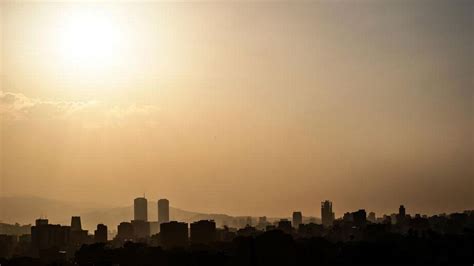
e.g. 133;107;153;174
0;196;243;230
78;202;238;230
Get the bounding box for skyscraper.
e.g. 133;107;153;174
71;216;82;231
190;220;216;244
321;200;335;227
94;224;107;243
160;221;188;248
70;216;88;246
117;222;134;240
368;212;376;223
353;209;367;228
134;197;148;222
397;205;406;225
399;205;406;217
158;199;169;224
292;211;303;228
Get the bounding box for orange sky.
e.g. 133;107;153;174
1;1;473;218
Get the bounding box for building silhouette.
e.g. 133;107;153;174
353;209;367;228
368;212;376;223
131;220;150;240
117;222;133;241
94;224;107;243
69;216;88;246
292;211;302;228
134;197;148;222
343;212;354;222
277;219;292;234
70;216;82;231
397;205;406;225
31;219;70;253
321;200;335;227
160;221;188;248
158;199;169;224
298;223;324;238
190;220;216;244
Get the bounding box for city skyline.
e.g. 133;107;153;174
1;0;473;264
1;0;473;225
1;195;473;264
0;194;459;231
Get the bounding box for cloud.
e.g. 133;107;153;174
0;91;97;120
0;91;159;128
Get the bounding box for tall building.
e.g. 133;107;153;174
70;216;88;246
160;221;188;248
158;199;170;224
353;209;367;228
397;205;406;225
134;197;148;222
321;200;335;227
31;219;70;252
94;224;107;243
277;219;293;233
292;211;303;228
36;219;48;226
399;205;406;217
71;216;82;231
131;220;150;240
368;212;376;223
190;220;216;244
117;222;134;240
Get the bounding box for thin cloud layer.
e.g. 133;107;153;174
0;91;159;127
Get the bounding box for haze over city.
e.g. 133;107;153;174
1;0;473;220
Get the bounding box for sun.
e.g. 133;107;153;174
58;10;123;71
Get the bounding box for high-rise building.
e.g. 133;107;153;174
160;221;188;248
353;209;367;228
158;199;169;224
31;219;70;253
35;219;48;226
71;216;82;231
321;200;335;227
70;216;88;246
397;205;406;225
190;220;216;244
292;211;303;228
343;212;354;222
131;220;150;240
94;224;107;243
134;197;148;222
117;222;134;240
277;219;293;233
399;205;406;217
368;212;376;223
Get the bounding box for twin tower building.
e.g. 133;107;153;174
134;197;169;223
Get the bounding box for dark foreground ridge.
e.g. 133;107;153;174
2;229;473;266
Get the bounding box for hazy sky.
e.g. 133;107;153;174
1;0;473;218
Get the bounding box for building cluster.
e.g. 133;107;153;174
0;198;473;262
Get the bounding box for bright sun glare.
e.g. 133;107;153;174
58;10;123;70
